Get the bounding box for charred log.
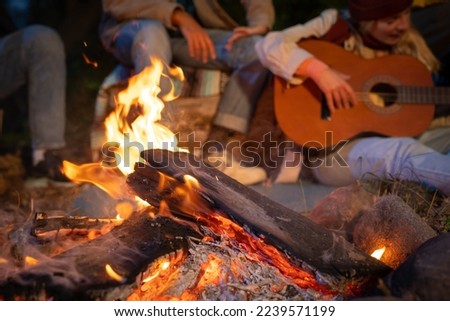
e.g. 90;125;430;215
128;149;390;281
0;210;199;300
32;212;118;234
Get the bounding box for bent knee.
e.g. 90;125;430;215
22;25;64;54
134;20;169;45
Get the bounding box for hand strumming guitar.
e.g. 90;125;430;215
295;57;357;113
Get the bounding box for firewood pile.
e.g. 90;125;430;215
0;203;339;301
0;151;386;300
128;240;335;301
0;150;448;300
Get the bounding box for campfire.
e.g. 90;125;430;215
0;58;393;301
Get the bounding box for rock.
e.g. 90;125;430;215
305;182;379;238
386;232;450;300
353;195;437;269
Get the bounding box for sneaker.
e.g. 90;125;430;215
270;149;303;184
32;151;70;182
204;150;267;186
207;125;233;146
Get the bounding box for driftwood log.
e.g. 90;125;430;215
128;149;390;281
0;210;199;300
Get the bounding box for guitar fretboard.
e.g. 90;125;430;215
398;86;450;105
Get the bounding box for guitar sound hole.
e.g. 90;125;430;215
370;83;398;107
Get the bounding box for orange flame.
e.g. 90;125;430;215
127;250;186;300
63;58;185;202
197;254;223;287
25;256;39;267
142;260;171;283
103;58;184;176
63;161;128;199
105;264;126;283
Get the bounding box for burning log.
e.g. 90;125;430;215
128;149;390;282
31;212;118;234
0;210;199;300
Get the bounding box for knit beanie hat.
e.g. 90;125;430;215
348;0;413;21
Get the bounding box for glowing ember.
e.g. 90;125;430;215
371;246;386;260
82;41;99;68
127;250;187;300
82;53;98;68
87;230;98;240
197;254;223;287
142;260;171;283
129;173;335;298
105;264;127;283
0;257;8;264
25;256;39;266
115;201;135;220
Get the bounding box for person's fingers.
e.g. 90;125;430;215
335;71;356;108
189;33;215;63
325;91;335;114
341;85;359;110
225;32;243;51
187;36;198;60
225;36;236;51
203;35;216;61
333;88;346;110
345;84;357;108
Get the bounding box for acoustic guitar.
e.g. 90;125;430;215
274;40;450;148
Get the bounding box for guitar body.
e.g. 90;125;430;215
274;40;435;148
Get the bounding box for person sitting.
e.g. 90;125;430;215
98;0;275;185
0;1;68;181
255;0;450;195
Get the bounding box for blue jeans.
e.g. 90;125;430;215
101;19;269;133
313;131;450;196
0;25;66;150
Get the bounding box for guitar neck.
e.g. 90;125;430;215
398;86;450;105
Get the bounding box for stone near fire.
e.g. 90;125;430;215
386;232;450;300
353;195;437;269
305;182;379;239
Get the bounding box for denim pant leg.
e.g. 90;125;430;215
106;20;173;94
348;137;450;195
0;25;66;149
214;58;270;133
418;127;450;155
171;30;270;133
